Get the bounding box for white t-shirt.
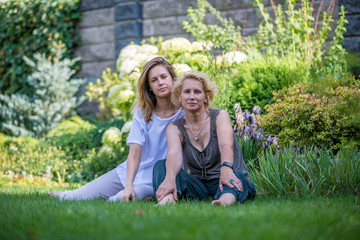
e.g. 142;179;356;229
116;108;184;186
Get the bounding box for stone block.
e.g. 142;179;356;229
80;26;115;45
225;8;259;29
339;0;360;14
344;15;360;36
342;36;360;53
89;43;115;61
80;0;114;11
143;0;190;19
115;21;142;39
143;17;180;37
79;8;115;27
77;61;116;79
142;1;165;18
115;2;142;21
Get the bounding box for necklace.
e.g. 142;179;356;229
184;112;206;142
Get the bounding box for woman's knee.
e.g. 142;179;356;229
153;159;166;175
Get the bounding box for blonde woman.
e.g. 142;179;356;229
153;71;256;206
49;57;184;201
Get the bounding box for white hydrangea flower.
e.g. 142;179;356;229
100;145;114;154
217;51;248;65
121;121;132;134
161;37;192;53
173;63;192;76
118;45;140;63
138;44;159;55
108;83;135;104
119;58;141;77
102;127;122;147
117;89;135;104
128;71;141;84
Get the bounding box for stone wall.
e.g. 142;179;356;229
75;0;360;80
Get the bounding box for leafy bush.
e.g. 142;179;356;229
46;115;97;161
259;74;360;150
0;0;81;95
0;135;74;183
250;146;360;197
229;55;309;113
0;42;85;137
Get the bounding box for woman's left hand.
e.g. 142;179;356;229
219;167;243;192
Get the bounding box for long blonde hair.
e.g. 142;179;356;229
135;57;176;123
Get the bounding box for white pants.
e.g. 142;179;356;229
59;168;154;201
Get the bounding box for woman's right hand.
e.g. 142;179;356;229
121;185;136;202
156;177;178;202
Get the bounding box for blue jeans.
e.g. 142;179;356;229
153;160;256;203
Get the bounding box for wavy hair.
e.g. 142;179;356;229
134;57;176;123
171;71;217;109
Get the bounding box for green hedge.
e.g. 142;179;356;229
0;0;81;95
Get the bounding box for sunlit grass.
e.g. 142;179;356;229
1;186;359;240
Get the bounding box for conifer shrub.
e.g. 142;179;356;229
0;42;85;137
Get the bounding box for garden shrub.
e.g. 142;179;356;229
229;55;309;113
259;74;360;150
46;115;97;161
0;135;73;183
0;42;85;137
0;0;81;95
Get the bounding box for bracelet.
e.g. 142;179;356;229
220;162;233;169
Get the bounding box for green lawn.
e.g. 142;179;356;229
1;186;359;240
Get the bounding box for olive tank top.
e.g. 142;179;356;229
173;108;249;181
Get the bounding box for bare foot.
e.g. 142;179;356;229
48;191;62;198
156;194;175;206
211;193;236;207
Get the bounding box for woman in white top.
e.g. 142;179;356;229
49;57;184;202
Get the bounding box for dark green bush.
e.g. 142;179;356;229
231;56;309;112
0;0;81;94
259;74;360;150
211;55;309;119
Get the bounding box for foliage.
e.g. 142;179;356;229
84;144;127;181
0;42;85;137
251;0;348;76
259;74;360;150
45;115;97;162
250;146;360;197
182;0;247;51
0;135;76;183
0;0;81;95
229;55;309;113
86;68;123;119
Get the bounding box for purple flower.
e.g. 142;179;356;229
244;126;251;137
266;135;273;145
251;113;256;124
272;136;278;146
253;105;261;115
